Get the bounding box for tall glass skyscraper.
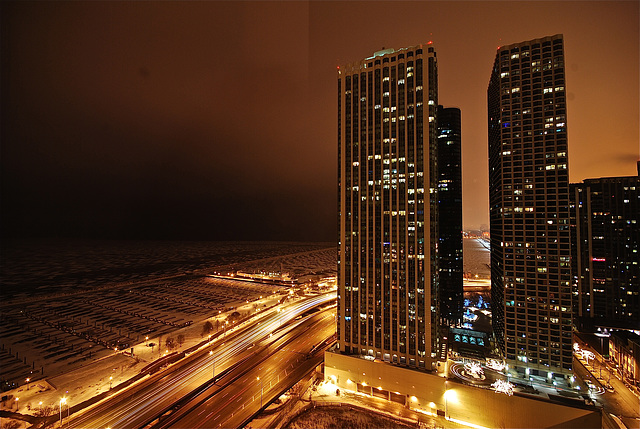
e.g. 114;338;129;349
437;106;463;327
571;174;640;331
488;34;573;375
337;44;441;370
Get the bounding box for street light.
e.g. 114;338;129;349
444;380;448;419
15;397;19;412
59;397;66;426
109;376;113;390
26;377;30;390
257;377;263;408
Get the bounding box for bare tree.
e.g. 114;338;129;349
201;321;214;337
34;405;55;418
176;334;185;347
34;404;56;428
1;420;21;429
165;337;175;350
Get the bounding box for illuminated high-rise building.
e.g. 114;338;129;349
336;44;441;369
488;34;573;375
437;105;463;326
571;173;640;331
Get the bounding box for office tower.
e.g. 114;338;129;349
437;106;463;326
488;34;573;375
337;44;441;370
571;174;640;331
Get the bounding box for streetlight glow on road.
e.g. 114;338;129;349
257;377;263;408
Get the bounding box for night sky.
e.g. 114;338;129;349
2;1;638;242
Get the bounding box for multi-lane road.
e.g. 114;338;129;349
65;292;336;429
573;350;640;429
155;310;335;428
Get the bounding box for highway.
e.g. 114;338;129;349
65;292;335;429
153;309;335;428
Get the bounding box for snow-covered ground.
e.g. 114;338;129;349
463;238;490;279
0;242;337;420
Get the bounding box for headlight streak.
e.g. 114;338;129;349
73;292;335;429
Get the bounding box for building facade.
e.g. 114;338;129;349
571;174;640;331
337;44;441;370
437;106;463;326
609;331;640;388
488;34;573;375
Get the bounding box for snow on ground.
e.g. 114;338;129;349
0;244;337;417
463;238;490;279
0;288;288;416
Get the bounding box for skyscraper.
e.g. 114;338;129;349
337;44;441;369
488;34;573;375
571;174;640;331
437;106;463;326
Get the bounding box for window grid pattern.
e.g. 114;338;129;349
337;45;439;369
488;35;573;374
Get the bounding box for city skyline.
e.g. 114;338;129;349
1;1;638;242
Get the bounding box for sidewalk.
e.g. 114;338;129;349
251;374;469;429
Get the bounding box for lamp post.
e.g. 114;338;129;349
109;376;113;390
26;377;30;390
257;377;263;409
59;397;66;426
15;397;19;412
444;381;448;420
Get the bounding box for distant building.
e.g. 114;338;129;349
336;44;441;370
437;106;463;326
570;173;640;331
488;34;573;376
609;330;640;388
